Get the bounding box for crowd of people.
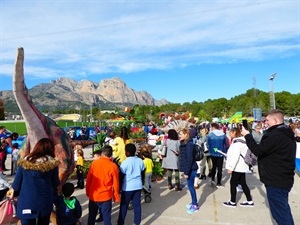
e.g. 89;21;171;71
0;109;299;225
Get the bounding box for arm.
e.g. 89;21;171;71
112;165;120;203
75;198;83;219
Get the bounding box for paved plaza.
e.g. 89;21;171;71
4;148;300;225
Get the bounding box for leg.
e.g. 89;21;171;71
0;188;8;201
21;219;37;225
265;186;294;225
145;173;151;190
238;173;252;201
87;200;99;225
210;156;217;183
132;190;142;225
186;170;198;206
167;169;174;189
229;172;240;203
216;157;224;185
100;199;112;225
200;155;207;175
118;191;132;225
37;213;51;225
207;156;213;177
174;169;180;185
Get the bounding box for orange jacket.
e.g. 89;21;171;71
86;157;120;203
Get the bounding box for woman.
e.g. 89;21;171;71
3;132;19;171
179;128;199;214
113;127;133;164
162;129;181;191
223;127;254;208
198;128;212;179
7;138;60;225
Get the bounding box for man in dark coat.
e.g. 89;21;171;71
242;109;296;225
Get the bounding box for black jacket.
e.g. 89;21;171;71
179;138;198;176
245;124;296;189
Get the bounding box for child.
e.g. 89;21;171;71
54;182;82;225
73;145;83;163
117;143;145;225
142;151;154;191
86;146;120;225
12;143;20;174
0;171;11;200
92;150;104;223
75;149;85;189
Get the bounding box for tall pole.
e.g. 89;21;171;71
269;73;277;110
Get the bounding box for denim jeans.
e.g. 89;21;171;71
20;213;50;225
186;169;198;206
118;189;142;225
87;199;112;225
265;185;294;225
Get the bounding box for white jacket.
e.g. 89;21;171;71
225;137;249;173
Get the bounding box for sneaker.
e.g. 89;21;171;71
210;181;216;186
223;201;237;208
216;183;224;189
186;204;199;214
95;216;103;222
240;201;254;207
186;203;192;209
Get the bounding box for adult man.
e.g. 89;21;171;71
86;146;120;225
241;109;296;225
207;122;229;188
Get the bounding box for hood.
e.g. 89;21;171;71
18;156;59;176
269;124;295;140
212;129;225;137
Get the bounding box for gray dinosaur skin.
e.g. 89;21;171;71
13;48;74;189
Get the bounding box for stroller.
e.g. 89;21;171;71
128;186;151;210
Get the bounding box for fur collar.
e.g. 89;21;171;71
18;156;59;172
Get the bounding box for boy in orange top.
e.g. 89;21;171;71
86;146;120;225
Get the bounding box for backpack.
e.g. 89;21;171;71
233;139;257;166
194;143;204;161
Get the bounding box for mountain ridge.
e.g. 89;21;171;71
0;77;169;113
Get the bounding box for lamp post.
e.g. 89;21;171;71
269;73;277;110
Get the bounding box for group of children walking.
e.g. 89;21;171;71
69;142;153;225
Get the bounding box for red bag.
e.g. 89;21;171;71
0;198;18;225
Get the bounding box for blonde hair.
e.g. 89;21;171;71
74;145;83;151
180;128;190;141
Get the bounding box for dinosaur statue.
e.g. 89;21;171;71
13;47;78;189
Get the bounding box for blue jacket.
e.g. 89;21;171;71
54;195;82;225
207;130;229;157
179;138;198;176
12;156;60;219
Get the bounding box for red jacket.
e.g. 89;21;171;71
86;157;120;202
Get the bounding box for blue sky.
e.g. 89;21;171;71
0;1;299;104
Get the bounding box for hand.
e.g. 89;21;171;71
184;175;188;179
241;126;250;136
227;170;232;174
6;188;14;199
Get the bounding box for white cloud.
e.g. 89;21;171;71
0;0;299;81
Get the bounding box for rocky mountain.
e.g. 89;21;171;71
0;77;169;113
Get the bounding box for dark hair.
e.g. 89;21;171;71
93;150;102;156
26;138;55;162
120;127;129;142
167;129;179;140
8;132;19;140
62;182;74;197
101;145;113;157
12;143;19;148
229;127;242;137
142;151;150;158
125;143;136;156
211;122;219;129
